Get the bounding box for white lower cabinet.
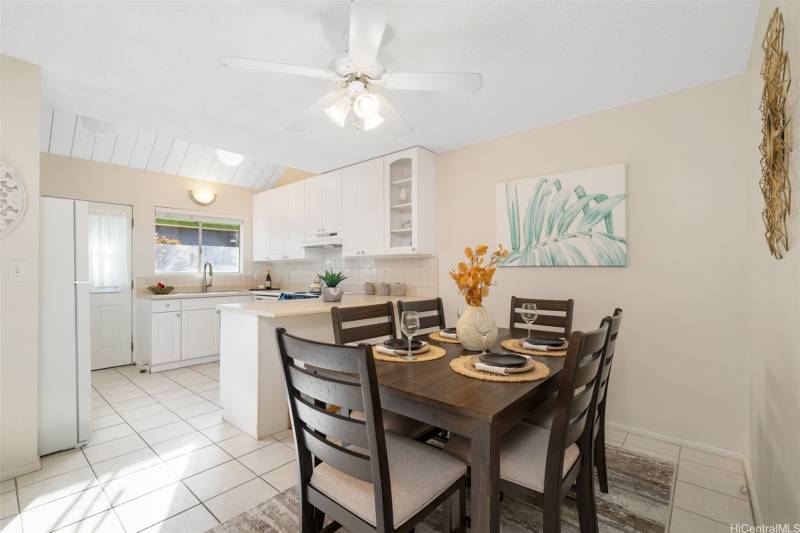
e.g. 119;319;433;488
137;294;251;371
181;308;219;359
151;311;181;366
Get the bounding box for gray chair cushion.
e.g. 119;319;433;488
444;422;580;493
349;409;431;439
310;432;467;528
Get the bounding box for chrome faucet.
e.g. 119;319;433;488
202;262;213;292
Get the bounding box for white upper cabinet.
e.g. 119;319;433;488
342;158;385;257
383;147;436;255
252;190;269;261
252;182;306;261
304;170;342;241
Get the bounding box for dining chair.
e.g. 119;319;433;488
509;297;574;340
397;298;446;335
330;303;434;440
444;324;609;533
525;309;623;494
276;328;467;533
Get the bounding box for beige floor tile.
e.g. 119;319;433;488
109;395;158;412
118;403;169;421
102;388;149;404
680;447;744;475
604;427;628;447
168;373;213;388
165;446;233;479
271;429;292;441
199;389;220;403
152;388;195;402
161;394;206;410
83;434;147;464
102;463;178;505
85;423;135;447
200;423;243;443
183;461;255;501
217;434;274;458
204;478;277;522
186;410;223;430
140;504;219;533
0;480;14;495
674;481;753;525
113;483;198;532
261;461;297;492
91;405;115;419
0;491;18;520
678;460;748;500
187;381;218;394
91;413;124;431
52;509;125;533
172;401;219;419
17;449;88;488
128;412;182;432
139;420;197;446
669;508;731;533
0;515;22;533
238;442;295;476
20;486;111;531
17;466;98;511
151;432;213;461
92;448;163;483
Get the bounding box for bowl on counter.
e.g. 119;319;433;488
147;285;175;295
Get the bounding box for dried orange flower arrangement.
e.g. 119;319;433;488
449;244;509;306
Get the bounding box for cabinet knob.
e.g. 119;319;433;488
176;313;180;317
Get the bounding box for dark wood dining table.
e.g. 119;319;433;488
373;327;566;533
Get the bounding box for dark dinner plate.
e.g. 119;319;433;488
383;338;425;350
530;336;566;347
479;352;528;368
442;327;457;334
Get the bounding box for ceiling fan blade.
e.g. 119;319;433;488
221;56;336;81
286;90;346;132
348;1;387;68
374;93;413;137
381;72;483;92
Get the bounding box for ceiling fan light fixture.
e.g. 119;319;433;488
215;149;244;167
352;92;380;120
324;95;351;128
362;114;385;131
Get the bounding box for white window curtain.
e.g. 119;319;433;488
88;213;128;292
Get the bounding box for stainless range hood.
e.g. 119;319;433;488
300;232;342;248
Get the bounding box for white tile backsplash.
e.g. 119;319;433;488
265;249;438;297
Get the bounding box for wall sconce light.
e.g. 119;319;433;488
189;188;217;206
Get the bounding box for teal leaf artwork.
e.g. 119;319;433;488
495;163;627;267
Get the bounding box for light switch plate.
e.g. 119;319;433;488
8;260;26;282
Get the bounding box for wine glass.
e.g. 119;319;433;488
520;303;539;342
400;311;420;361
474;307;494;355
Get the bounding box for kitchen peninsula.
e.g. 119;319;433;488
217;294;421;439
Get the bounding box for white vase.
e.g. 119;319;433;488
456;304;498;351
321;287;343;302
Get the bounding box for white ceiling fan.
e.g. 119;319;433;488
221;0;483;137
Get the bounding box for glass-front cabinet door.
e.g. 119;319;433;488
384;149;418;254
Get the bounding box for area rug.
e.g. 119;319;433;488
210;446;675;532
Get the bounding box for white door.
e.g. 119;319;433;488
181;309;218;359
151;312;181;365
88;202;133;370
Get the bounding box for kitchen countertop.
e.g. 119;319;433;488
217;294;423;318
137;290;255;300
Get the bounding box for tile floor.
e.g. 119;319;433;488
0;363;755;532
0;363;295;533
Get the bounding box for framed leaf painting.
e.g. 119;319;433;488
495;163;627;267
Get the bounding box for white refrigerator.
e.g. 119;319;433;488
39;197;91;455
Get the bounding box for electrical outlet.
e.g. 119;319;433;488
8;260;26;282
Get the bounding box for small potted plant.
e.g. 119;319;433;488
319;270;347;302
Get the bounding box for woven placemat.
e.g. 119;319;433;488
372;344;447;363
428;331;461;344
450;355;550;382
501;338;567;357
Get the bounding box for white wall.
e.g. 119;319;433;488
744;1;800;522
0;55;42;480
436;76;750;452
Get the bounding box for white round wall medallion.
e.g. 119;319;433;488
0;159;28;239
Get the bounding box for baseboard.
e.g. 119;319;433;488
149;355;219;373
1;458;41;481
742;455;762;525
606;421;745;460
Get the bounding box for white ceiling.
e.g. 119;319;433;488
2;1;758;175
40;106;285;189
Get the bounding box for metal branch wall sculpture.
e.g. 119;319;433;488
760;8;792;259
